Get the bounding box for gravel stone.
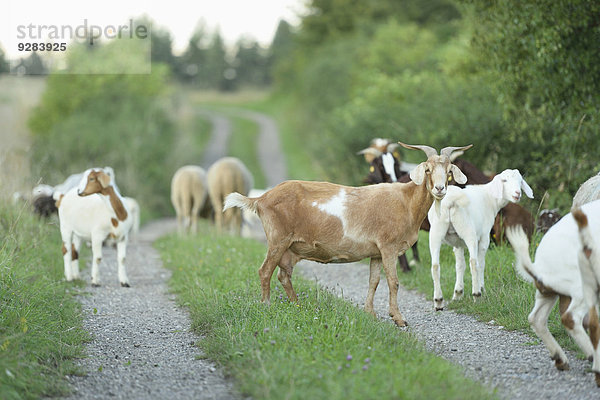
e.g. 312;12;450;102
296;260;600;399
64;219;241;400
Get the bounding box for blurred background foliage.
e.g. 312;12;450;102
2;0;597;215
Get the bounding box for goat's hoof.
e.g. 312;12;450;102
434;298;444;311
394;319;408;328
121;282;131;288
91;283;101;287
595;372;600;387
472;292;482;302
452;290;464;300
554;359;570;371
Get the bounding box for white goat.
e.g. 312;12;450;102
572;203;600;386
207;157;253;234
170;165;208;235
573;172;600;208
428;169;534;310
224;143;472;327
58;168;133;287
506;200;600;377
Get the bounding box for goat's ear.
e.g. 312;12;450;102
410;163;426;185
449;164;467;185
98;172;111;188
489;175;504;199
521;178;534;199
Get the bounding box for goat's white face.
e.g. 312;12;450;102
492;169;534;203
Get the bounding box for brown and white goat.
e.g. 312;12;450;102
58;168;133;286
224;143;472;327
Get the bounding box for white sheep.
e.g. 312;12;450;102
170;165;209;235
224;143;472;327
58;168;133;287
506;199;600;378
428;169;534;310
207;157;253;235
573;172;600;208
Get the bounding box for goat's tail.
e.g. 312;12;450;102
505;225;536;283
573;208;594;263
223;192;258;214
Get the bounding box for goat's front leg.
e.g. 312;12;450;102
428;226;445;310
365;258;382;317
116;239;130;287
70;235;81;280
477;237;490;293
61;231;73;281
381;251;407;327
464;240;481;299
452;247;466;300
90;235;103;287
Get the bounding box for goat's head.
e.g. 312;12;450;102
77;168;112;197
399;142;473;200
357;138;401;164
489;169;534;203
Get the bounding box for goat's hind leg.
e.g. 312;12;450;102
365;258;382;317
277;250;300;301
259;242;290;304
529;291;570;370
116;239;130;287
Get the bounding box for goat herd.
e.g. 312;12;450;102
22;139;600;387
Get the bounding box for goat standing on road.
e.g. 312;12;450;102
224;142;472;327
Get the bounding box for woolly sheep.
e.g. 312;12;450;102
207;157;253;234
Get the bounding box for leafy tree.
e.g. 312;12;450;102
0;45;8;74
232;38;269;87
300;0;460;45
177;22;209;84
460;0;600;208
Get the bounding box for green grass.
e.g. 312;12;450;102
156;223;498;400
399;231;576;352
228;116;267;189
0;204;89;400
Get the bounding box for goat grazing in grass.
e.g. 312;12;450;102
207;157;253;235
171;165;209;235
506;200;600;380
58;168;133;287
224;142;472;327
428;169;534;310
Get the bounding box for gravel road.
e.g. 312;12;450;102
65;219;240;400
296;260;600;399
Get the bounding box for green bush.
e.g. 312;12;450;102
28;42;176;218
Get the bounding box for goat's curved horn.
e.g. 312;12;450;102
449;150;464;162
440;144;473;159
398;142;438;158
356;147;382;157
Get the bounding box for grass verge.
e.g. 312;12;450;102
156;222;498;400
0;204;88;400
399;231;576;352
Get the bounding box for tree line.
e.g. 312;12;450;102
0;18;295;91
270;0;600;211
